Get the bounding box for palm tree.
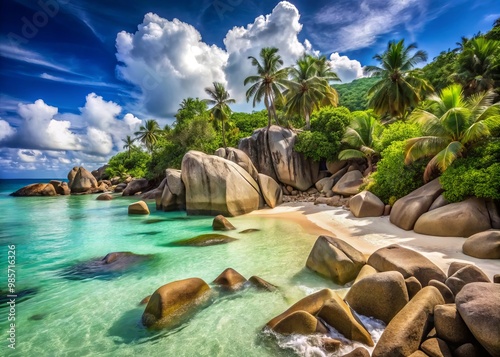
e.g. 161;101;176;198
244;47;289;127
122;135;136;158
338;112;384;172
203;82;235;148
366;39;432;119
314;55;341;107
405;84;500;182
456;37;500;95
285;55;338;129
134;119;161;153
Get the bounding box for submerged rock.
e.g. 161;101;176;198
248;276;277;292
212;215;236;231
142;278;211;329
213;268;247;290
62;252;153;280
166;234;237;247
239;229;260;234
273;311;328;335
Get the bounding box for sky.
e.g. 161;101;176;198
0;0;498;178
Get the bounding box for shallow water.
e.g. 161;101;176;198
0;180;381;356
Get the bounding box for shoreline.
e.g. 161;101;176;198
250;202;500;280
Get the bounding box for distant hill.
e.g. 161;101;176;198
333;77;379;112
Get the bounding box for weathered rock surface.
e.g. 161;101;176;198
128;201;150;215
332;170;363;196
420;337;452;357
238;126;320;191
317;293;374;346
463;230;500;259
405;276;423;300
91;164;109;181
414;198;491;237
372;286;445;357
315;176;335;193
428;194;448;211
122;178;149;196
326;160;347;175
96;193;113;201
181;151;262;216
212;215;236;231
390;178;443;230
142;278;211;329
267;289;335;328
306;235;366;285
455;282;500;356
11;183;57;196
445;265;490;296
349;191;385;218
428;280;455;304
257;174;283;208
353;264;378;284
62;251;152;279
215;147;259;182
68;166;98;193
367;244;446;286
50;180;70;195
165;234;237;247
434;304;472;345
272;311;328;335
346;271;409;324
212;268;247;290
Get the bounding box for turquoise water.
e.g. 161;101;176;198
0;180;380;357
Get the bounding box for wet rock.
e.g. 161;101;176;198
248;276;277;292
306;235;366;285
320;338;341;352
142;278;211;329
62;252;153;280
372;286;445;357
128;201;150;215
96;193;113;201
212;215;236;231
139;295;151;305
213;268;247;290
353;264;378;284
463;230;500;259
367;244;446;286
272;311;328;335
239;229;260;234
166;234;237;247
455;282;500;356
342;347;370;357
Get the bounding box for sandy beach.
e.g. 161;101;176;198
251;202;500;280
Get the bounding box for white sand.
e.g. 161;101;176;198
250;202;499;280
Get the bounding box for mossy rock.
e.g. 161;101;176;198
166;234;238;247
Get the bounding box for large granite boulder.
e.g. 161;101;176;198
306;235;366;285
122;178;149;196
445;264;490;296
455;282;500;356
267;289;335;328
238;125;320;191
157;169;186;212
273;311;328;335
332;170;363;196
181;151;262;216
434;304;472;345
367;244;446;286
11;183;57;196
91;164;109;180
128;201;150;215
215;147;259;182
257;174;283;208
315;176;335;193
345;271;409;324
317;292;374;346
349;191;385;218
372;286;445;357
414;198;491;237
50;180;70;195
68;166;98;193
142;278;211;329
462;230;500;259
326;160;347;175
390;178;443;230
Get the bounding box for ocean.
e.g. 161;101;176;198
0;179;382;356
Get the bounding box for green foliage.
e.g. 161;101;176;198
378;121;422;151
106;149;151;179
230;110;268;138
333;77;379;111
295;106;351;161
440;138;500;202
422;50;458;92
366;141;426;204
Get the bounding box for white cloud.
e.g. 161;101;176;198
0;119;16;141
0;43;73;74
17;149;45;163
80;93;121;130
328;53;364;83
85;127;114;155
116;12;228;117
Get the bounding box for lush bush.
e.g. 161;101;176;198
366;140;426;204
106;149;151;179
377;121;422;151
440;138;500;202
295;106;351;162
231;111;268;138
333;77;379;111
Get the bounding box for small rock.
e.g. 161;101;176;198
320;338;341;352
213;268;247;291
272;311;328;335
212;215;236;231
128;201;150;215
405;276;422;300
166;234;237;247
139;295;151;305
349;191;385;218
428;280;455;304
341;347;370;357
248;276;277;292
96;193;113;201
463;230;500;259
420;337;452;357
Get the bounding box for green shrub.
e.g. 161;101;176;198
378;121;422;152
295;106;351;162
440;138;500;202
367;140;426;204
106;149;151;179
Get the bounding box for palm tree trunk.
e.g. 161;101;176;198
367;155;373;173
305;111;310;130
222;119;226;148
264;94;272;128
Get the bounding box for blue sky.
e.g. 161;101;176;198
0;0;498;178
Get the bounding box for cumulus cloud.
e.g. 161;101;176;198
116;13;228;117
328;53;364;83
0;119;16;141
